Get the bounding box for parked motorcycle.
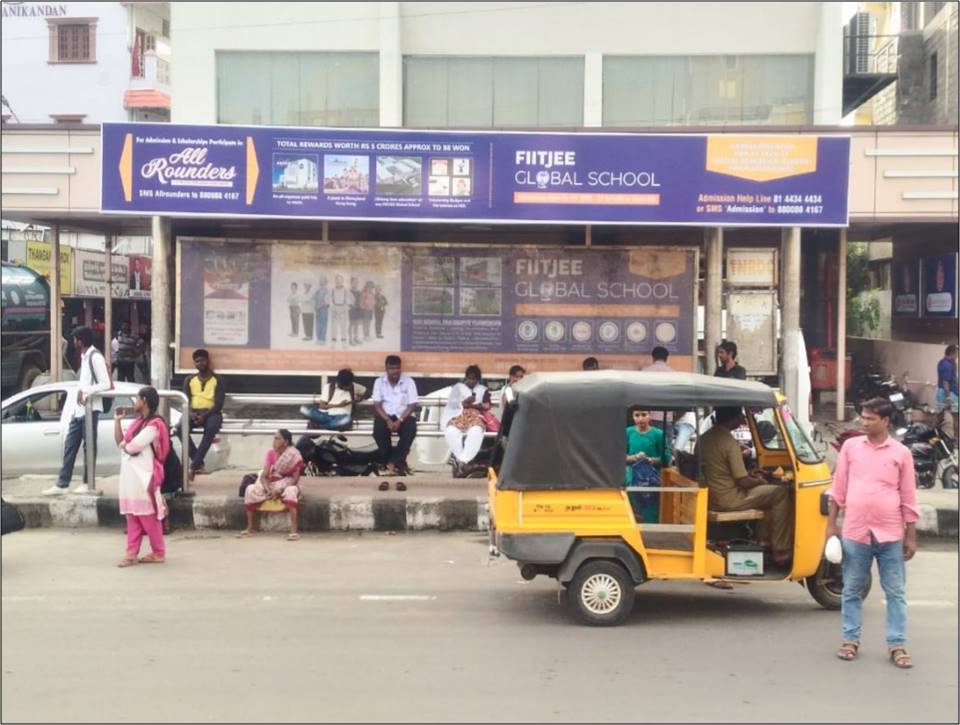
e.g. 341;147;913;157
853;370;917;430
296;434;382;477
900;416;958;490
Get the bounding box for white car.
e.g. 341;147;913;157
0;381;230;479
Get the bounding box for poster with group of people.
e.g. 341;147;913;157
178;239;696;375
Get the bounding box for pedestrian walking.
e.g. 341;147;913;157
827;397;918;669
43;326;112;496
115;386;170;567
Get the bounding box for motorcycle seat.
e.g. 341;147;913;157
352;443;381;455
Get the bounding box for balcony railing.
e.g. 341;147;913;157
130;51;171;90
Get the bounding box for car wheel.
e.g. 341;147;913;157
567;560;635;626
806;558;872;610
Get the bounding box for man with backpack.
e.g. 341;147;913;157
43;326;113;495
299;368;369;430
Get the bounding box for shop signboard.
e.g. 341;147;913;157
921;253;958;318
103;123;850;227
892;259;920;317
72;250;131;298
25;241;72;295
177;239;698;375
727;248;778;287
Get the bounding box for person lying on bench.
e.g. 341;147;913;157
300;368;369;430
698;406;793;567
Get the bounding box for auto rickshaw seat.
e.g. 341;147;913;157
707;509;765;523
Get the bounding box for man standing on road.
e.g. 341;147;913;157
111;320;143;383
714;340;747;380
43;326;112;496
827;397;918;669
936;344;958;434
372;355;419;477
174;349;225;481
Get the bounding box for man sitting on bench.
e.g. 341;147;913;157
698;406;793;567
176;349;225;481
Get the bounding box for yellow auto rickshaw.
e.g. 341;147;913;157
488;370;865;626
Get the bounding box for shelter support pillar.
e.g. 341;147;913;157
704;227;723;375
781;227;802;410
49;224;62;382
104;235;113;370
151;216;172;390
836;228;847;421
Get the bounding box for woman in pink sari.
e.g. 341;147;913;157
114;386;170;567
239;429;305;540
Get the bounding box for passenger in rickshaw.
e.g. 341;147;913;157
698;406;793;566
624;406;671;523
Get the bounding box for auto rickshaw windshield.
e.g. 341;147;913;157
780;405;822;464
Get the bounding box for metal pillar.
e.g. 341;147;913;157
49;224;63;382
151;216;172;390
781;227;802;408
836;228;847;421
704;227;723;375
104;235;113;368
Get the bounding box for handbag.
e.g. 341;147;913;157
480;410;500;433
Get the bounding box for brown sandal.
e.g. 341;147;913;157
138;553;165;564
117;557;138;568
889;646;913;669
836;641;859;661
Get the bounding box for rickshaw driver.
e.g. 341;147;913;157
698;406;794;566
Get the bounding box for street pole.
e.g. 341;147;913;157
704;227;723;375
781;227;802;409
49;224;62;382
150;216;172;390
836;228;847;421
104;235;113;370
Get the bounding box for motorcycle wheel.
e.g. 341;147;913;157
916;470;937;489
942;465;959;490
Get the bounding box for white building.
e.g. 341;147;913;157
171;1;845;128
1;1;171;124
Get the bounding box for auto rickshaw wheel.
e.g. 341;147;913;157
568;560;635;626
805;559;872;610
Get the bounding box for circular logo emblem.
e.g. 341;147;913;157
517;320;539;342
544;320;565;342
655;322;677;343
571;321;592;343
626;321;647;343
598;321;620;343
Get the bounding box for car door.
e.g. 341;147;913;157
1;389;68;476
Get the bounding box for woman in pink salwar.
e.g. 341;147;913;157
239;429;304;540
114;386;170;567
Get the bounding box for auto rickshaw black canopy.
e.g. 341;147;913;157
497;370;779;491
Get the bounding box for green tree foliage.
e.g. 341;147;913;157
846;242;880;336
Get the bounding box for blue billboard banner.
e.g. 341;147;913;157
103;123;850;227
921;253;958;318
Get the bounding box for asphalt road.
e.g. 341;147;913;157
2;531;957;723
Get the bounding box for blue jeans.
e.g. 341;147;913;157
56;412;100;488
841;536;907;647
299;406;350;430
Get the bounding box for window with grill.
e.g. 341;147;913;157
47;18;96;63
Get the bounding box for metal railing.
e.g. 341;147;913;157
84;389;190;493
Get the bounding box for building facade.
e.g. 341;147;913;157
1;1;171;124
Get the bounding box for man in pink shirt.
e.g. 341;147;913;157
827;397;918;669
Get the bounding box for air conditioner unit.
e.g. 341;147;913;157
846;12;877;75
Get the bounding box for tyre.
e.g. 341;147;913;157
805;558;872;610
942;465;959;490
567;560;635;626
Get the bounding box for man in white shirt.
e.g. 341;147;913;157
300;368;369;430
371;355;419;476
43;326;112;495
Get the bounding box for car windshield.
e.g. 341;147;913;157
780;404;822;464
